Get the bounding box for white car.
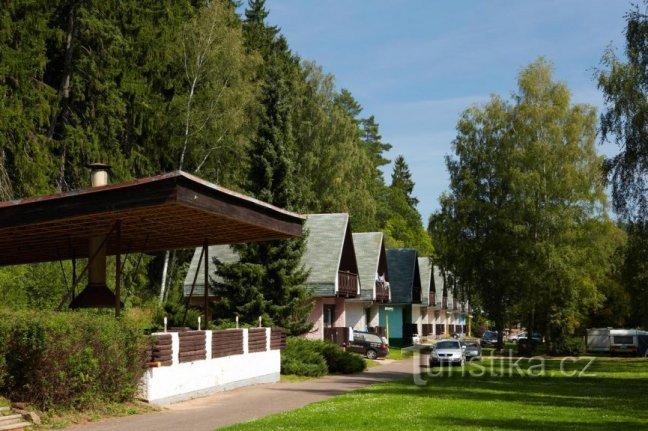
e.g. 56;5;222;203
429;339;465;367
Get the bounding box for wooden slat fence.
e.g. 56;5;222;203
178;330;206;363
248;328;267;353
270;328;286;350
212;329;244;358
147;334;173;366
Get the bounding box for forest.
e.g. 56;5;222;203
0;0;430;326
1;0;648;344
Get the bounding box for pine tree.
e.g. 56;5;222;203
390;155;418;207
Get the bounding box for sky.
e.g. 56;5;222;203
261;0;632;220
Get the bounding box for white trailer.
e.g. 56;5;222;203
587;328;648;356
586;328;611;353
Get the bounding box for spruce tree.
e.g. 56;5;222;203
215;0;311;335
390;155;419;207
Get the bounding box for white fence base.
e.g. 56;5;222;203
139;349;280;405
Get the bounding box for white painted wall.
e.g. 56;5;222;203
139;329;280;405
368;304;380;327
345;302;366;331
411;306;422;336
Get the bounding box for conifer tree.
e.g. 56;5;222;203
215;0;311;335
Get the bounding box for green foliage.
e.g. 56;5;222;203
383;155;432;255
434;58;620;343
281;338;366;377
0;309;149;410
598;1;648;220
551;336;585;356
622;222;648;328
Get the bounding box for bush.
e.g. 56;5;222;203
317;342;366;374
551;337;585;356
281;338;366;377
0;309;150;410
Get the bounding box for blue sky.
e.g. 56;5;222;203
262;0;630;220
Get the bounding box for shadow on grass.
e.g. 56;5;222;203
432;416;643;431
362;365;648;420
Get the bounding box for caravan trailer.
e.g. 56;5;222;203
586;328;611;353
609;329;648;356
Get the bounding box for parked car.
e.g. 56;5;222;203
480;330;499;347
451;332;466;339
517;332;543;343
348;331;389;359
429;339;465;367
508;333;523;342
461;339;482;360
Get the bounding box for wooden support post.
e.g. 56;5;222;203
203;239;209;326
115;221;122;318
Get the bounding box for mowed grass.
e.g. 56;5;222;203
223;357;648;431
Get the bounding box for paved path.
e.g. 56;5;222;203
71;358;415;431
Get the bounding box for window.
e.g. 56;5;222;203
613;335;634;345
324;305;336;328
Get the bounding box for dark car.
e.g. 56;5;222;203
461;339;482;360
347;331;389;359
517;332;543;343
480;330;499;347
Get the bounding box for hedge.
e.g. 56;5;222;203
281;338;366;377
0;309;150;410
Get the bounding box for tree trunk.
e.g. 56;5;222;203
159;250;170;303
49;4;76;192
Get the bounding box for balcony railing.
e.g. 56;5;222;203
375;281;390;302
429;293;436;306
442;296;448;309
338;271;359;297
453;299;458;311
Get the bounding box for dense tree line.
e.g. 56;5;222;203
0;0;431;329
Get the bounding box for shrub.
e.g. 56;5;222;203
317;342;366;374
281;338;366;377
551;337;585;356
0;309;150;410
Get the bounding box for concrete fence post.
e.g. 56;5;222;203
243;328;249;355
171;332;180;366
205;330;212;360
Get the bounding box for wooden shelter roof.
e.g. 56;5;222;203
0;171;304;266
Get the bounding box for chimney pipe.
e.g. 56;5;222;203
87;162;111;187
70;162;118;309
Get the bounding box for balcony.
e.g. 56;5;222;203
429;293;436;306
338;271;359;297
442;296;448;309
375;281;390;302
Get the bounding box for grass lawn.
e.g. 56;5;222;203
386;347;413;360
223;357;648;431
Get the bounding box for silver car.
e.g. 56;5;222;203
429;339;465;367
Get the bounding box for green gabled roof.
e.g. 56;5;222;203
386;248;420;304
183;213;358;298
418;257;432;306
351;232;384;301
182;244;238;297
302;213;356;296
433;265;445;306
